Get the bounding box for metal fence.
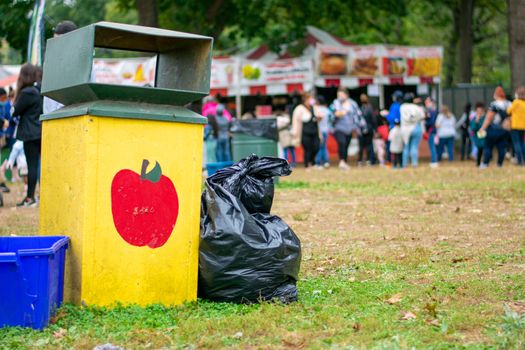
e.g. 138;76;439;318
442;84;499;118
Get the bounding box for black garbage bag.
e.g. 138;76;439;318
199;155;301;303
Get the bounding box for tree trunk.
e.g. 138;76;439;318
445;4;460;87
508;0;525;91
136;0;158;28
457;0;474;84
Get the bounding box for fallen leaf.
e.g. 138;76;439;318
233;332;243;340
506;300;525;314
401;311;417;320
53;328;67;339
352;323;361;331
452;257;467;263
454;207;460;213
425;319;440;326
386;293;403;305
316;267;325;272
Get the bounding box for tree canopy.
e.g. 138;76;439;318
0;0;511;87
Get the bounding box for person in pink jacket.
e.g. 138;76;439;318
202;96;233;121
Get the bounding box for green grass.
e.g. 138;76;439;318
276;178;525;199
1;165;524;349
1;259;524;349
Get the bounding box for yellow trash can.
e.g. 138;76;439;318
39;22;213;306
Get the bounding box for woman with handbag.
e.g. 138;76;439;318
292;92;322;168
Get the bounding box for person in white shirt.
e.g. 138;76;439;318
388;119;404;168
400;93;426;167
43;21;78;115
435;105;457;162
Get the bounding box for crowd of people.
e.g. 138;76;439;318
0;21;77;207
273;85;525;170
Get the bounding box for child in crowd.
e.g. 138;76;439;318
374;116;389;166
0;140;29;207
470;102;486;167
388;118;404;168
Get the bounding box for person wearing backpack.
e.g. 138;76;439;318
478;86;512;168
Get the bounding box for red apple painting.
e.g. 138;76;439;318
111;159;179;248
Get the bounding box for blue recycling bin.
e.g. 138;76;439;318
0;236;69;329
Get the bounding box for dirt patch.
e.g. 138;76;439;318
274;164;525;276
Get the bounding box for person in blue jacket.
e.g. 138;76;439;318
387;91;403;129
385;90;403;163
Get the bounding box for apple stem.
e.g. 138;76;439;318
141;159;150;179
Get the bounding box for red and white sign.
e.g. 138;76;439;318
240;58;313;86
315;44;443;80
92;57;156;86
210;57;238;88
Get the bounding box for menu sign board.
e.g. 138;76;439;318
410;47;443;77
349;46;381;77
318;45;349;76
382;46;410;76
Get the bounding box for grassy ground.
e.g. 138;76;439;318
1;163;524;349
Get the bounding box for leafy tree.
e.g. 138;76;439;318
0;0;34;62
0;0;513;88
0;0;108;63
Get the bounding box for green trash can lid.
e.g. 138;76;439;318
41;22;213;107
